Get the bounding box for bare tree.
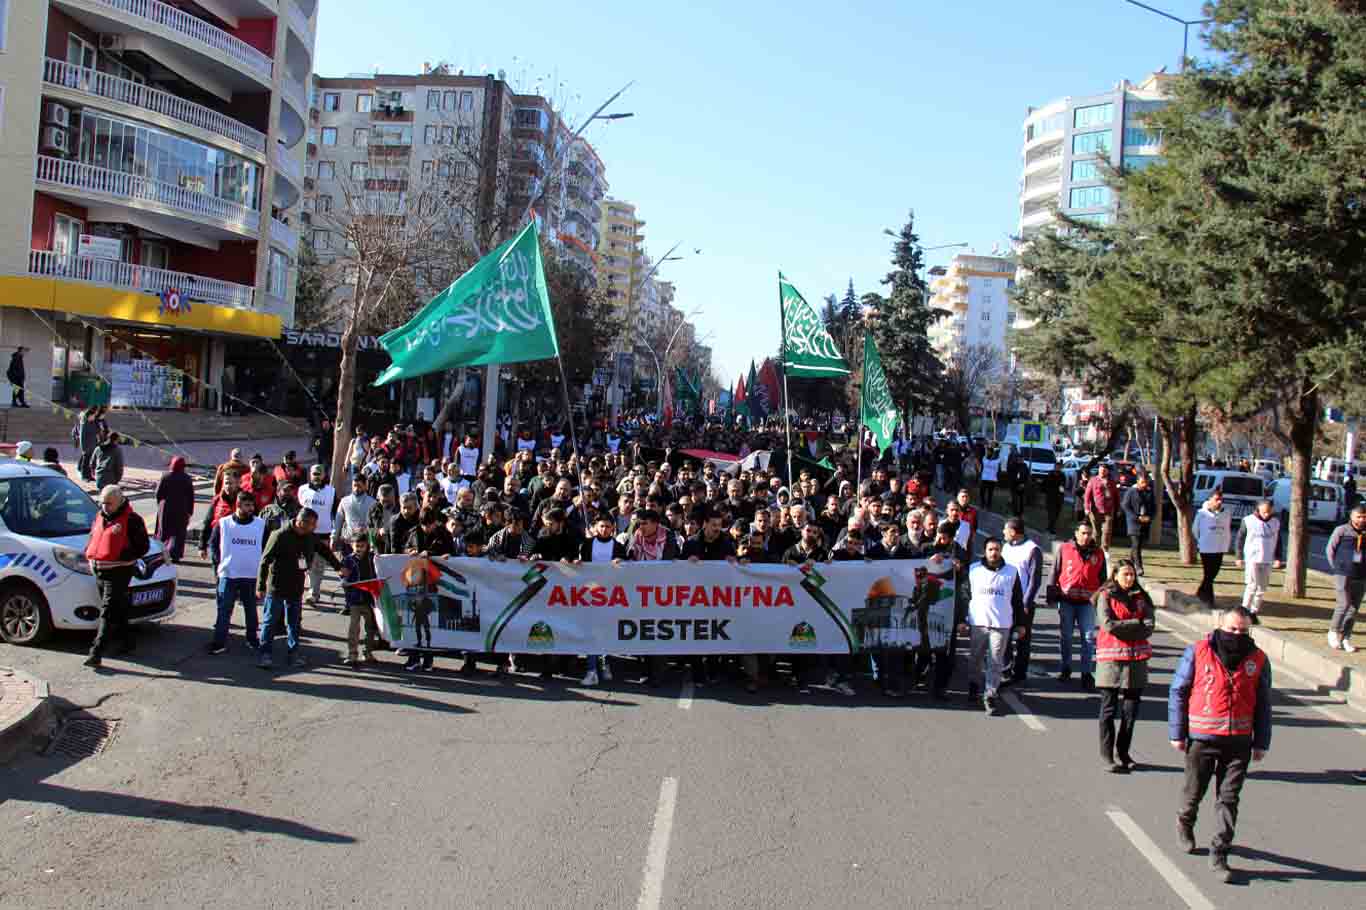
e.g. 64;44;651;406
940;343;1004;433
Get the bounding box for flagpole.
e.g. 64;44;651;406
856;330;865;493
778;272;794;487
555;355;582;463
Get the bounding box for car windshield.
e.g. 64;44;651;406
1220;476;1265;498
1020;447;1056;465
0;474;99;539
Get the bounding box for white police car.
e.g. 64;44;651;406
0;461;176;645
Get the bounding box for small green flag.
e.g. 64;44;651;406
779;272;850;378
860;332;900;454
374;222;557;386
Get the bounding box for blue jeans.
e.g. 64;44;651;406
213;577;259;648
259;594;303;655
1057;599;1096;674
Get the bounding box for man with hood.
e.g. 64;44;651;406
154;456;195;563
1169;607;1272;883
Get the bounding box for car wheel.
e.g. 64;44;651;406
0;582;54;646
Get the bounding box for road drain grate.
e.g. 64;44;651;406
46;715;119;760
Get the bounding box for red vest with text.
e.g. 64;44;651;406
1095;587;1153;662
1188;639;1266;737
1056;542;1105;601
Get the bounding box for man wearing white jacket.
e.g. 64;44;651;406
1234;499;1282;623
960;538;1024;716
1194;490;1233;608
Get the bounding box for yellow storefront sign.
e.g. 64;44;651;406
0;275;282;339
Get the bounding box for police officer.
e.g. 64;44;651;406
1168;606;1272;883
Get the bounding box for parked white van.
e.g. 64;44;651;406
1314;457;1366;485
1268;477;1345;528
1189;470;1268;526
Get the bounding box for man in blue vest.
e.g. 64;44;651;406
1168;606;1273;883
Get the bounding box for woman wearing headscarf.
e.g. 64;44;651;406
155;455;196;563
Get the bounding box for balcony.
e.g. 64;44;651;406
66;0;273;82
287;0;312;39
282;76;308;118
273;143;302;184
36;156;260;234
42;58;266;154
29;249;256;310
270;217;298;255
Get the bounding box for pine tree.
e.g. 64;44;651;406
865;212;943;425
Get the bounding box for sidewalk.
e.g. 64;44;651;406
0;666;53;764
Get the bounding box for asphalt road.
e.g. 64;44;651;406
1;503;1364;909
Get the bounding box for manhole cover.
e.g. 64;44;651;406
46;715;119;760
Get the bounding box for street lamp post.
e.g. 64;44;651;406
619;241;691;420
1122;0;1212;72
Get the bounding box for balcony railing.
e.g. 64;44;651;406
36;156;260;231
287;0;312;38
270;217;298;254
273;143;302;183
282;75;307;114
80;0;273;81
42;58;266;153
29;249;256;309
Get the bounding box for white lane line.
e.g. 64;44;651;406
1105;807;1214;910
637;776;679;910
1001;691;1046;731
677;679;694;711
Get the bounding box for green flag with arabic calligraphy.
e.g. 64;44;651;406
779;272;850;378
860;332;900;454
374;222;557;385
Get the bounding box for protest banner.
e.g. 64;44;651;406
366;555;957;656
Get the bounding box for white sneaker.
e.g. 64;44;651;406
580;669;599;687
600;662;612;682
1329;630;1343;650
1343;638;1358;654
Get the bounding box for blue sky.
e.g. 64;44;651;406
314;0;1209;381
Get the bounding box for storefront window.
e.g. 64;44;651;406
101;329;202;410
75;108;261;210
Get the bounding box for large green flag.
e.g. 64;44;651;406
859;332;900;454
778;272;850;378
374;222;556;386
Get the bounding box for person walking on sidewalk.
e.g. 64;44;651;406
75;407;101;481
1095;559;1154;773
1048;523;1107;690
1001;518;1042;686
1084;463;1119;552
296;464;338;607
82;486;149;669
1234;500;1281;625
1169;607;1272;883
961;537;1024;716
1194;490;1233;608
7;345;29;407
255;508;347;670
1120;474;1155;575
92;430;125;489
206;491;263;655
1325;504;1366;652
154;455;195;564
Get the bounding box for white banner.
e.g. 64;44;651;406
365;555;958;655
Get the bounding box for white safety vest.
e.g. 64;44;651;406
1002;538;1040;600
968;562;1019;629
217;515;265;579
1194;506;1232;554
297;483;336;535
1240;513;1280;564
981;457;1000;483
457;445;480;477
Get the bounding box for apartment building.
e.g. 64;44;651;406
0;0;314;410
598;196;641;310
928;253;1017;362
1018;71;1174;238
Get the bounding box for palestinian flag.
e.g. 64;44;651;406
347;578;402;642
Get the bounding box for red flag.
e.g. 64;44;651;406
735;374;747;405
346;578;385;602
759;359;782;411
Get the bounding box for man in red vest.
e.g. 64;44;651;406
1168;607;1273;883
83;485;150;669
1048;523;1107;690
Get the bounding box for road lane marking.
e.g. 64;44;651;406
637;777;679;910
677;679;694;711
1001;691;1046;731
1105;807;1214;910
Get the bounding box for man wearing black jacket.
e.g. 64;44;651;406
83;486;150;668
256;508;346;670
578;515;630;686
682;509;736;686
531;508;579;562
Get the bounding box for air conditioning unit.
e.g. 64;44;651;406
40;126;68;154
99;35;125;53
44;103;70;128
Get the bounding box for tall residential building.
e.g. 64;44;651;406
1017;71;1174;238
553;136;607;280
0;0;315;410
598;196;641;310
928;254;1017;362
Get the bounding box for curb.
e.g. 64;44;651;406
1145;580;1366;711
0;667;55;765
